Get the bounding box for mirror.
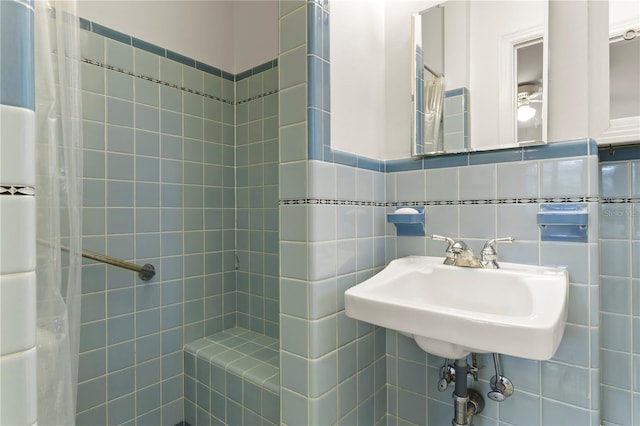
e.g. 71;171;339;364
411;0;548;156
600;0;640;144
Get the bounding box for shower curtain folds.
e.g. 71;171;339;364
34;1;84;424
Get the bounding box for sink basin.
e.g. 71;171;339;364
344;256;568;360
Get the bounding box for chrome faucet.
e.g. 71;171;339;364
480;237;515;269
430;235;483;268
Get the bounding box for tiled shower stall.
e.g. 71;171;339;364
74;19;280;425
1;1;640;426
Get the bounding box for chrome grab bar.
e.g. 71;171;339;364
40;240;156;281
72;247;155;281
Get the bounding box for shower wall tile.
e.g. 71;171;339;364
75;20;278;425
0;196;35;274
0;346;37;426
0;272;36;356
599;151;640;425
0;106;35;185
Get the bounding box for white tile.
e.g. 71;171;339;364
385;174;397;203
279;161;307;199
336;165;356;201
356;169;374;201
0;105;35;186
396;170;426;202
0;272;36;356
459;164;496;200
0;196;35;274
0;347;37;426
496;161;538;199
632;161;640;197
540;158;588;197
424;205;459;238
309;241;337;281
459;205;496;239
497;204;539;241
425;168;458;201
601;162;630;198
309;204;336;242
308;160;336;199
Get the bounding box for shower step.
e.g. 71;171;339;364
184;327;280;425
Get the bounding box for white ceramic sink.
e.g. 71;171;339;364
344;256;568;360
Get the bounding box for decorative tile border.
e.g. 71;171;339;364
78;16;278;85
81;57;234;105
601;197;640;203
280;196;601;206
0;185;35;196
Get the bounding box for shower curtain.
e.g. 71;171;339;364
424;76;445;151
34;1;83;424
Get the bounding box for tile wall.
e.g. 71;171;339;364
384;144;601;425
279;1;605;425
279;3;388;424
75;20;279;425
235;71;280;339
0;1;37;425
599;146;640;426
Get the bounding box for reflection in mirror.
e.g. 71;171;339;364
411;2;469;157
610;34;639;120
600;0;640;144
412;1;547;156
516;41;544;143
412;6;446;156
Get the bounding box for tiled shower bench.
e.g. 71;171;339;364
184;328;280;425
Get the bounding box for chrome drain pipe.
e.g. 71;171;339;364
451;357;484;426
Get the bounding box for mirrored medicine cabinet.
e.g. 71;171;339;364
599;0;640;145
411;0;549;156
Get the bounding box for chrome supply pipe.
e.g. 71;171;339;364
451;357;484;426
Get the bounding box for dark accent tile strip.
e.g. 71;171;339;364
132;37;165;57
235;59;278;81
166;49;195;67
385;158;423;173
468;148;523;165
79;17;91;31
92;22;131;45
523;140;589;160
445;87;466;98
196;61;222;77
599;143;640;162
79;16;273;83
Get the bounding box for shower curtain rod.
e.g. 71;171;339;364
39;240;156;281
424;64;443;78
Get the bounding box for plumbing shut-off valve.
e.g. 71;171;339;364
487;353;514;402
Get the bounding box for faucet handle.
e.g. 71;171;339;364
483;237;515;251
429;235;456;248
481;237;515;264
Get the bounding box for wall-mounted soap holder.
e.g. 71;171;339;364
537;203;588;243
387;207;426;236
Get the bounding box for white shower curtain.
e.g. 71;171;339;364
424;76;445;151
34;1;83;424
